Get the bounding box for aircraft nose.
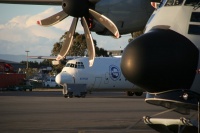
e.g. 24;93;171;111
55;73;62;85
121;28;199;93
55;72;74;85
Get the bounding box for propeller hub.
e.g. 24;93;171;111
62;0;89;17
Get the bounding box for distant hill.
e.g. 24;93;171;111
0;54;40;63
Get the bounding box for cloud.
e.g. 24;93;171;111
0;7;130;57
0;7;74;55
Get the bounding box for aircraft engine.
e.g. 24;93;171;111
121;28;199;93
37;0;119;67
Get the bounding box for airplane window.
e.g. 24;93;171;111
66;62;84;69
188;24;200;35
66;63;71;67
70;64;75;68
165;0;183;6
190;12;200;22
185;0;199;5
74;62;84;69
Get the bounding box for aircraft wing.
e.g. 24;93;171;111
28;56;79;61
28;56;57;60
28;55;79;65
0;0;99;5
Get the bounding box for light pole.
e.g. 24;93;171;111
25;50;30;69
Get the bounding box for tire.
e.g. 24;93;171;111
64;94;68;98
126;91;134;96
135;92;143;96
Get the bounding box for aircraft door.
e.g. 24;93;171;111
93;77;102;89
104;72;109;84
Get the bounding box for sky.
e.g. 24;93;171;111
0;4;131;56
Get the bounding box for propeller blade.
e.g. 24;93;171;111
89;9;120;38
37;10;68;26
82;17;95;67
56;18;78;61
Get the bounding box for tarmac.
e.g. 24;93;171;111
0;89;195;133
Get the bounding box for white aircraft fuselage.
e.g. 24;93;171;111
55;57;143;93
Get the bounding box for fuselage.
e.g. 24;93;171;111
56;57;142;92
145;0;200;93
121;0;200;93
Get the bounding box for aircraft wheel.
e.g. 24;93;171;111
68;92;73;98
64;94;68;98
80;92;86;98
135;92;143;96
81;94;86;98
126;91;134;96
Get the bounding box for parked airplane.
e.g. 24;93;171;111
0;0;154;66
29;55;144;98
121;0;200;132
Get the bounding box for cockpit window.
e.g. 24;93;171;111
66;63;70;67
165;0;184;6
185;0;200;5
76;62;84;69
190;12;200;22
66;62;84;69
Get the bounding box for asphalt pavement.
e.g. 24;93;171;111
0;90;194;133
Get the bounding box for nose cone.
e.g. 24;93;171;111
121;28;199;93
55;73;62;85
55;72;74;85
62;0;89;17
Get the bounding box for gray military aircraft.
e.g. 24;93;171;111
121;0;200;132
0;0;154;66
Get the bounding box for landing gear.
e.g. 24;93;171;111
135;92;143;96
126;91;143;96
62;84;87;98
143;89;200;132
126;91;134;96
64;92;73;98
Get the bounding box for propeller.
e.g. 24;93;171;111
37;0;120;67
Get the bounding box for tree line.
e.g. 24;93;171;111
21;32;109;73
